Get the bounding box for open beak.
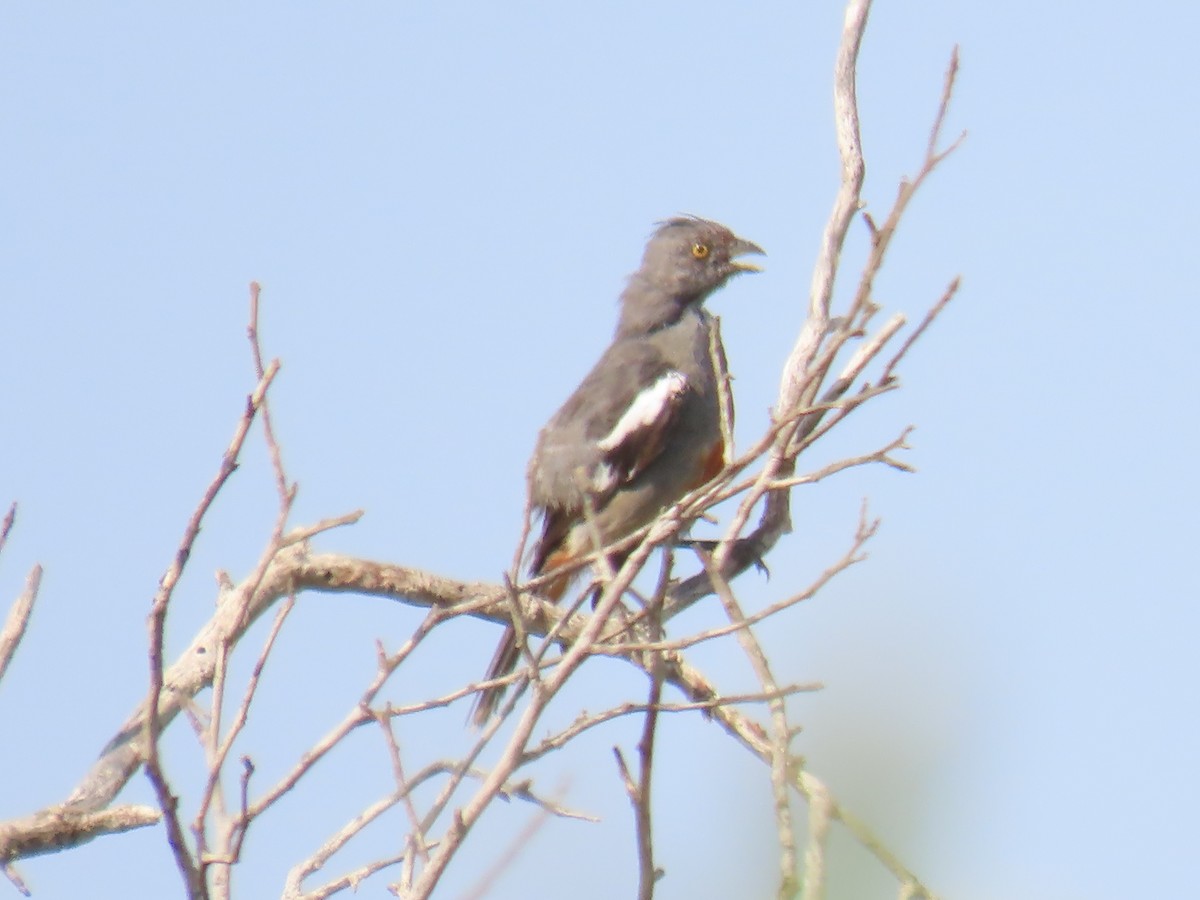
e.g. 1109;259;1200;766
730;237;766;273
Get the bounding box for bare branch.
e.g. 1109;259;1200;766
618;613;666;900
879;277;961;385
702;556;797;898
0;565;41;686
710;314;736;466
374;709;431;864
286;852;407;900
196;597;295;875
284;790;414;897
248;282;290;505
456;799;555;900
769;430;914;490
777;0;870;416
142;360;281;900
521;683;820;766
800;777;834;900
0;805;160;862
0;503;16;555
248;608;445;821
405;509;682;898
667;673;938;895
2;861;29;897
282;510;363;547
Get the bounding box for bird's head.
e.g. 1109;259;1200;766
616;216;764;337
638;216;765;301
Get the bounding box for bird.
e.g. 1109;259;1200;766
471;216;764;726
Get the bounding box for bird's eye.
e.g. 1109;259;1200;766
691;243;710;259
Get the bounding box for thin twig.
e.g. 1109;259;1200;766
0;503;16;555
0;565;41;685
455;784;566;900
624;587;667;900
248;282;290;505
521;683;820;765
2;861;29;897
143;362;279;899
407;512;679;898
247;607;443;820
282;510;364;547
879;278;960;385
374;709;431;863
701;556;797;898
196;595;295;876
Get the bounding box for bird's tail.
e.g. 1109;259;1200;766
469;564;574;727
469;624;521;727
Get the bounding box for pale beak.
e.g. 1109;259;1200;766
730;237;765;273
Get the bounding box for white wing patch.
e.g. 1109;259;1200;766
591;462;619;494
598;371;688;452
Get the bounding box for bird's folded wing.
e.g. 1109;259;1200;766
527;368;689;576
590;369;688;496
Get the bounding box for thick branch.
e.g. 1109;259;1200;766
59;552;523;820
0;805;160;862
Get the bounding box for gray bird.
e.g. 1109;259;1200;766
472;216;764;725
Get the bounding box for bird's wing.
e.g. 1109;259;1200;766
591;368;688;496
551;337;691;502
528;340;692;573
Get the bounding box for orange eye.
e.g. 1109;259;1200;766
691;242;710;259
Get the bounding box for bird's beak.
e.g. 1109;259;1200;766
730;237;766;273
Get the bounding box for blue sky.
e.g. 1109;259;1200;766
3;2;1198;898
